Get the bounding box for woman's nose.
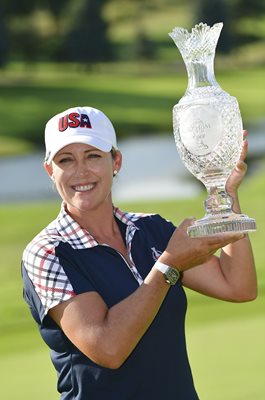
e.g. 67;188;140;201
75;160;89;176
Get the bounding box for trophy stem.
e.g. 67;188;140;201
187;183;256;237
204;184;233;214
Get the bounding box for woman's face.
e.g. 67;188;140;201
45;143;121;215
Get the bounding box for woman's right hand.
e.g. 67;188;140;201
158;218;244;272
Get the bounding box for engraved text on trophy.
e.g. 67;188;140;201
179;105;222;156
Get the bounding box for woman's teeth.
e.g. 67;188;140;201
74;184;94;192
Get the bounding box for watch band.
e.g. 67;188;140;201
153;261;180;285
153;261;170;274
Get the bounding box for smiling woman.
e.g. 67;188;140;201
21;105;257;400
45;143;121;221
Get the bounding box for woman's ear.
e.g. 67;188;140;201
113;150;122;175
44;162;53;179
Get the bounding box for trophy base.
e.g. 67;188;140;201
187;212;256;238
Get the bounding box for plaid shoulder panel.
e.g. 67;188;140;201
23;229;75;316
113;207;154;225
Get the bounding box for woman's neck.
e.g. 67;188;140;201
66;201;130;262
66;201;118;241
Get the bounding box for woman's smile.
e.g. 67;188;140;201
72;183;96;192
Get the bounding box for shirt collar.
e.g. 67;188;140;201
55;203;141;250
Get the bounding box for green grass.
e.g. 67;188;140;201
0;161;264;399
0;136;34;157
188;315;265;400
0;63;265;156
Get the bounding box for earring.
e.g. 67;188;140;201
113;170;118;177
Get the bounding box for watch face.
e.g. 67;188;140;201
165;267;180;285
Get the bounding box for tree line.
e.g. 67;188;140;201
0;0;264;67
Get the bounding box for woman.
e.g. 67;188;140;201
22;106;257;400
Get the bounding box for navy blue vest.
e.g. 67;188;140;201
22;211;199;399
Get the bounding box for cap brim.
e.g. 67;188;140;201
45;134;114;164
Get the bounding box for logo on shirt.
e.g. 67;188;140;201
58;113;92;132
151;247;162;261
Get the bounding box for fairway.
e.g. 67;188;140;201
0;310;264;399
0;64;265;157
187;313;265;400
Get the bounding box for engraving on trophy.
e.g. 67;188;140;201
192;119;210;151
179;106;222;156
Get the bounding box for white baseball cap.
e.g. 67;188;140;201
44;106;118;164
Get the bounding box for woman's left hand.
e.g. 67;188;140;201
226;130;248;196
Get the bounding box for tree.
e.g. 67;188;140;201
1;0;44;63
194;0;234;53
194;0;265;51
234;0;265;17
0;4;9;67
61;0;112;63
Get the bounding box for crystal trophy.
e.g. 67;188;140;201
169;22;256;237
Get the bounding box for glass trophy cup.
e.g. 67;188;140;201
169;22;256;237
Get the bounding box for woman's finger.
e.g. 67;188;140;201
239;139;248;162
178;218;195;233
206;232;244;248
243;129;248;140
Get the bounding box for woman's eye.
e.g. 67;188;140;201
59;157;72;164
88;153;101;159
